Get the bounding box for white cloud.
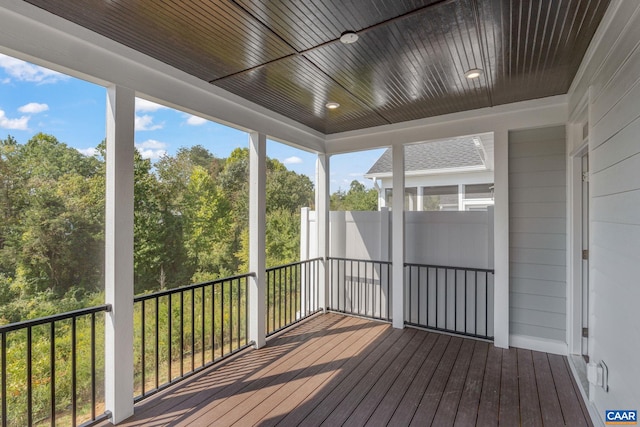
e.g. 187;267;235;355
18;102;49;114
0;54;69;84
186;115;207;126
135;114;164;131
135;139;168;160
282;156;303;165
0;109;29;130
137;139;167;150
77;147;98;157
135;98;167;113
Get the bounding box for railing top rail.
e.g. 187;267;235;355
327;257;392;265
404;262;494;273
0;304;111;334
134;272;256;302
265;257;323;272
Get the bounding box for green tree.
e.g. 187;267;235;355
3;134;104;296
330;180;378;211
183;165;231;280
221;148;314;270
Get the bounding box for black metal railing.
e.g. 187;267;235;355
404;263;494;340
0;305;111;427
266;258;322;336
133;273;253;401
327;257;392;322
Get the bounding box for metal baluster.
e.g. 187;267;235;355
1;332;6;427
202;286;205;367
91;313;96;419
71;318;77;427
180;291;184;376
168;295;172;381
141;300;146;395
155;297;159;390
50;322;55;427
191;289;195;371
27;326;32;427
236;278;240;350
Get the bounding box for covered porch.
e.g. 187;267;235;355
1;0;639;426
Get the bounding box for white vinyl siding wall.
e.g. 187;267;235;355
509;126;567;343
580;1;640;411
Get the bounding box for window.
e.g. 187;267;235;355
422;185;458;211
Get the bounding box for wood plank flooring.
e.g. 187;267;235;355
102;313;593;426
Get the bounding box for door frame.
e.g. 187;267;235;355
567;120;589;358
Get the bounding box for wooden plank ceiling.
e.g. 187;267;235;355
24;0;610;134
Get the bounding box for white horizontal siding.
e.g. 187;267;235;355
509;232;566;250
590;151;640;197
509;186;567;203
509;171;566;188
577;2;640;413
590;115;640;173
510;217;565;234
509;126;567;344
510;322;566;342
511;278;566;298
510;248;566;266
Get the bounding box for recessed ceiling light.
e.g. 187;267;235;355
465;68;483;79
340;31;359;44
326;102;340;109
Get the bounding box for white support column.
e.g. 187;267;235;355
493;129;509;348
391;144;405;329
249;132;267;349
316;154;330;311
105;85;135;424
417;187;424;211
458;184;465;211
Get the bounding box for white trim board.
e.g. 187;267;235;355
325;96;568;154
509;334;568;356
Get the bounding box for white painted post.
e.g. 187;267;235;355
104;85;135;424
316;154;330;311
391;144;405;329
493;129;509;348
417;187;424;211
249;132;266;349
458;184;465;211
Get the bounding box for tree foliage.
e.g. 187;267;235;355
0;134;316;320
330;180;378;211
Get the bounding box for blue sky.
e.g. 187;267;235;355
0;53;383;193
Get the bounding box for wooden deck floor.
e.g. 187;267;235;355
106;313;592;426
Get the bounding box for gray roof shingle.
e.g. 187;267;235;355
365;136;484;175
